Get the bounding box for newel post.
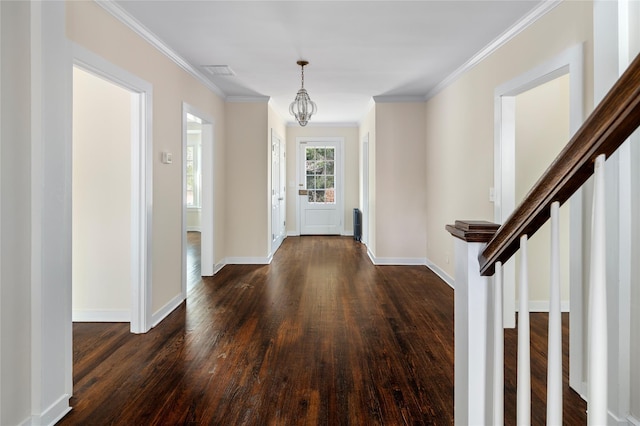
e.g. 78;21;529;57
446;220;500;426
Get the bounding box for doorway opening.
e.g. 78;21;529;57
494;44;584;393
182;104;214;297
271;129;286;254
72;44;152;335
296;137;344;235
72;66;133;324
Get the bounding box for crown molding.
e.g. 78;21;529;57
226;96;270;103
286;121;359;128
424;0;561;101
95;0;226;99
372;95;425;103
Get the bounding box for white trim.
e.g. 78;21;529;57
151;293;184;328
226;95;270;103
370;256;427;266
224;256;273;265
182;103;215;299
341;229;354;237
287;231;300;237
425;0;560;100
425;258;455;289
373;95;425;103
213;262;226;275
627;415;640;426
95;0;225;99
287;121;360;128
72;42;153;335
186;226;201;232
517;301;570;313
367;247;376;264
72;310;130;322
22;393;72;426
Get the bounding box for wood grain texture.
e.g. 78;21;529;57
445;220;500;243
58;236;585;425
480;52;640;276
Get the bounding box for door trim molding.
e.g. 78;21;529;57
182;103;215;292
295;136;345;236
72;43;153;335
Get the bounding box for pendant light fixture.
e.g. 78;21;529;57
289;60;317;126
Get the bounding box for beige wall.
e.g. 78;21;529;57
374;102;427;260
286;125;359;235
425;0;593;278
514;74;571;307
67;0;227;313
225;102;269;258
72;67;132;319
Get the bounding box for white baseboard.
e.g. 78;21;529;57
425;258;455;289
72;310;130;322
151;293;184;327
21;393;72;426
213;262;225;275
341;229;354;237
520;300;570;313
370;255;427;266
287;231;300;237
186;226;201;232
224;255;273;265
627;414;640;426
367;247;376;264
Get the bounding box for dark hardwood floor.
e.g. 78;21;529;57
186;231;202;292
58;236;586;425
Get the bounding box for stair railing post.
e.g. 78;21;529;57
446;221;500;426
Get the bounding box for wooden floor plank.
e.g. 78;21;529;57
58;236;586;425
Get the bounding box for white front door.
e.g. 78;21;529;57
271;130;285;251
298;139;343;235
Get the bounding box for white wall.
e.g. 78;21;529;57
72;67;132;321
1;2;33;423
187;125;202;231
359;105;376;253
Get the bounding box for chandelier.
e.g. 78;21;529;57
289;60;317;126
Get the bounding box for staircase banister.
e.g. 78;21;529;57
478;52;640;277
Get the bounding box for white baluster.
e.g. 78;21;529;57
547;201;562;424
493;261;504;426
518;235;531;426
588;154;607;425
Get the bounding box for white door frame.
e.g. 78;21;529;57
182;103;215;289
73;44;153;334
362;133;370;245
494;44;584;390
296;137;345;236
494;44;584;326
271;129;285;253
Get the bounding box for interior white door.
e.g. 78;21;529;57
271;131;285;250
299;140;342;235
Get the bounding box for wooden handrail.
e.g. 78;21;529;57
478;52;640;276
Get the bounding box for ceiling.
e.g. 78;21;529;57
114;0;545;125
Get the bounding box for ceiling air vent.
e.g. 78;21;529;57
202;65;235;76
